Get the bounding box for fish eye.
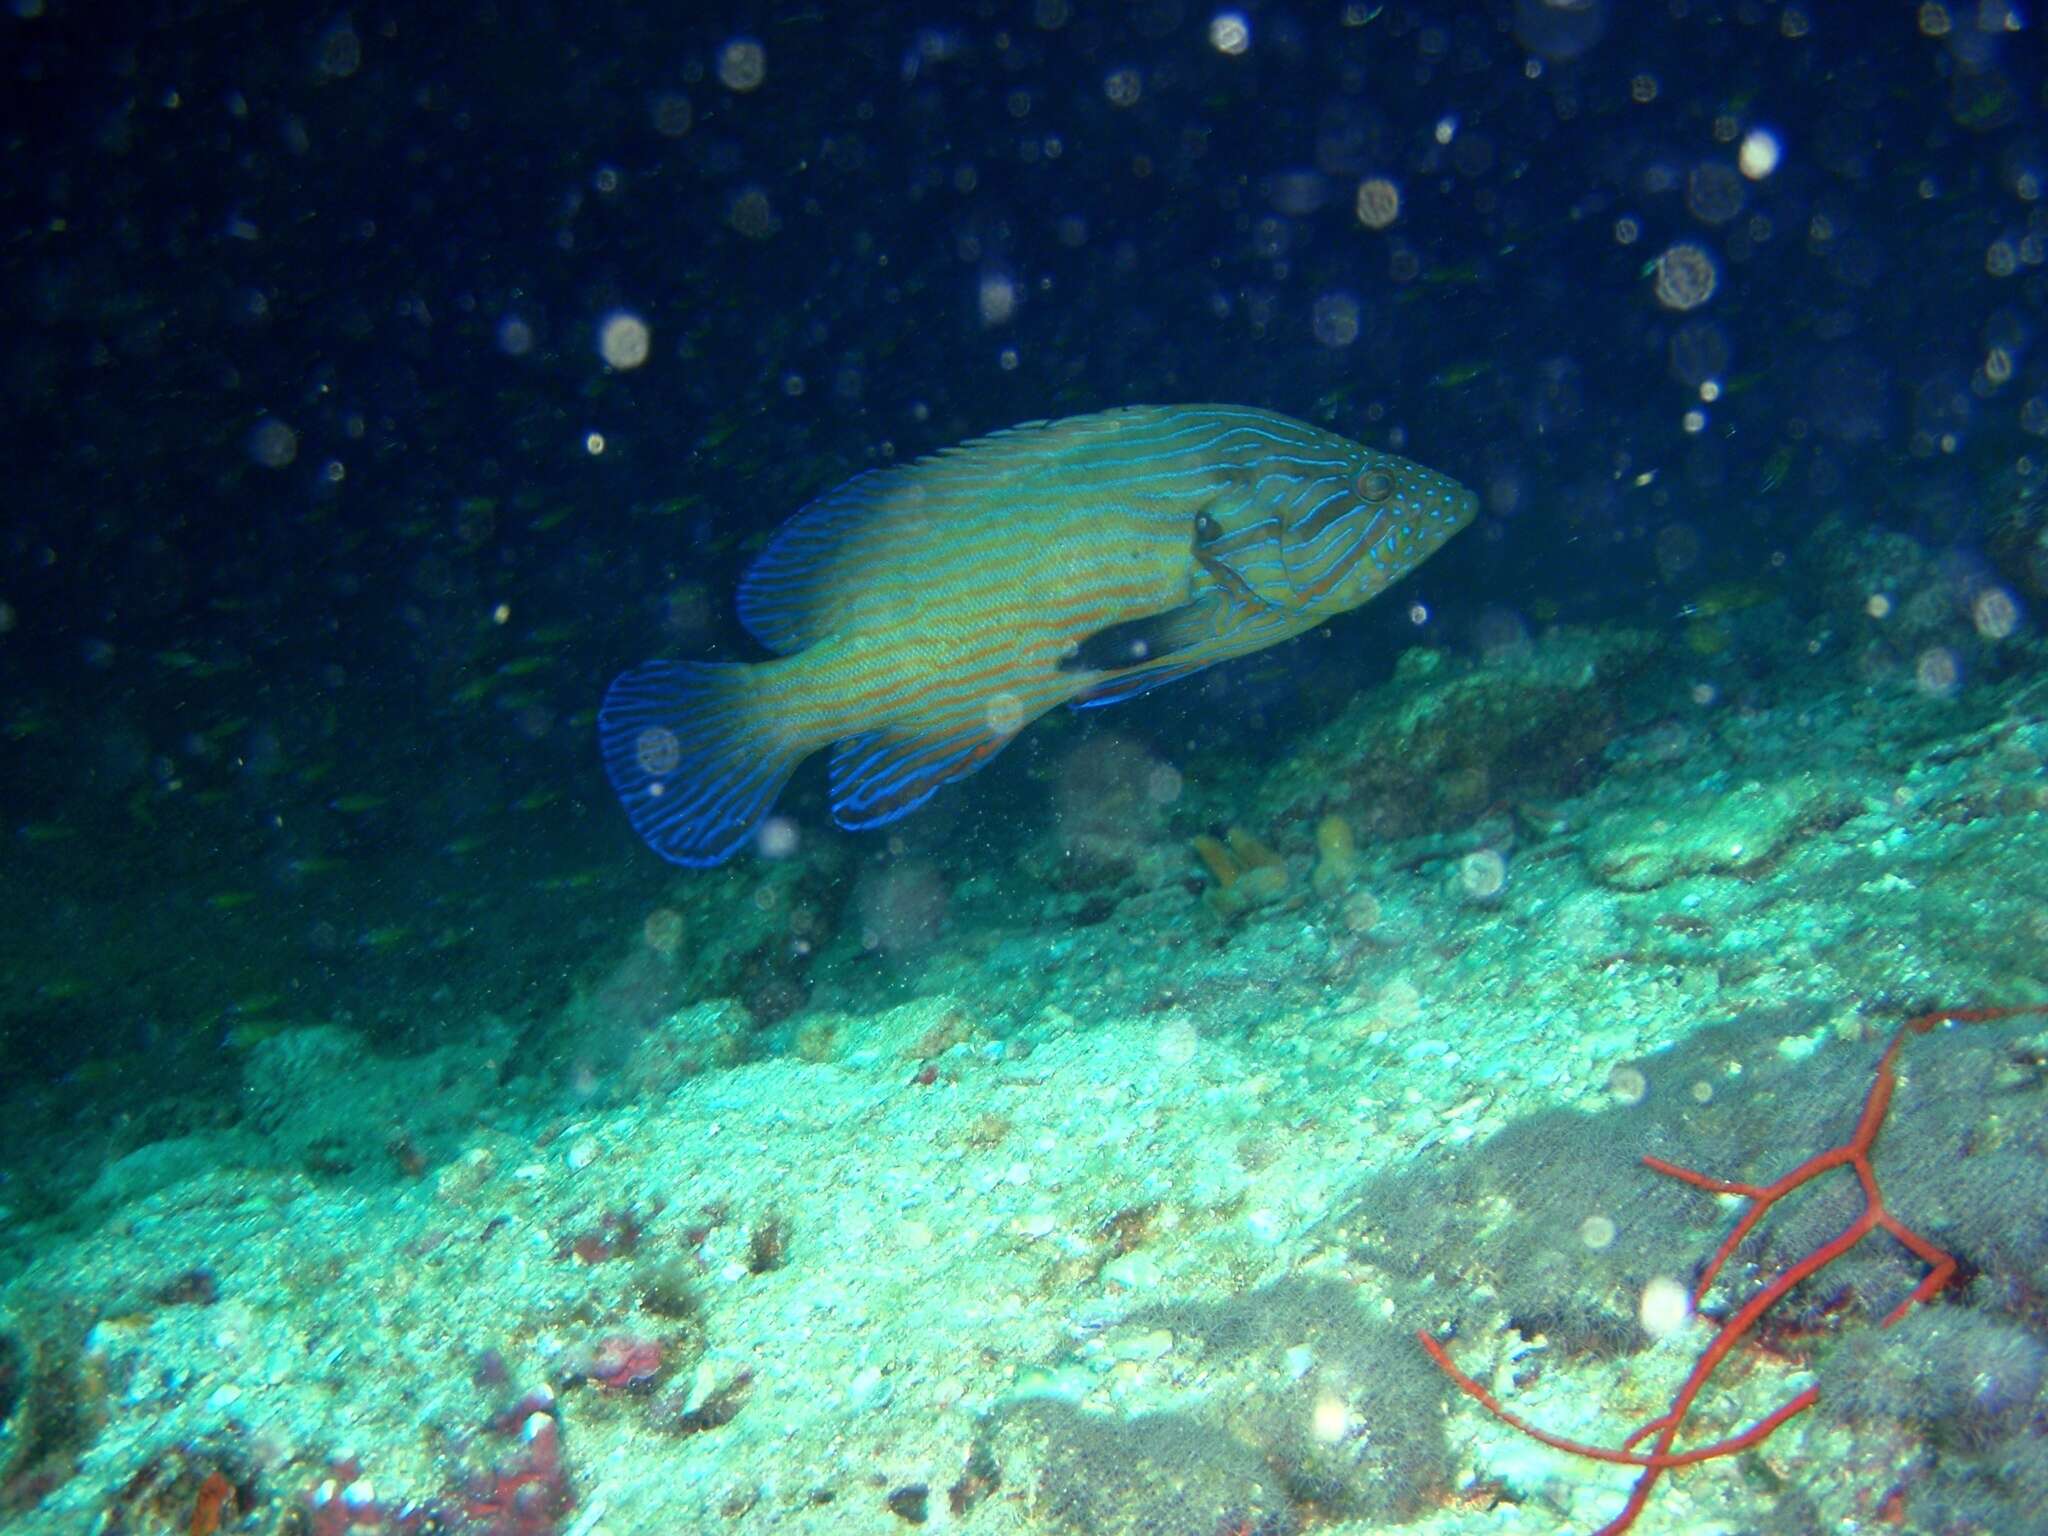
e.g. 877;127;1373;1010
1356;468;1396;503
1195;512;1222;541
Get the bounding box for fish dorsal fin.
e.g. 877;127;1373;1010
828;709;1029;831
735;469;890;655
736;416;1086;655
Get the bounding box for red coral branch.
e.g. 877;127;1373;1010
1419;1004;2047;1536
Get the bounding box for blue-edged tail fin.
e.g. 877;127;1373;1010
599;660;799;866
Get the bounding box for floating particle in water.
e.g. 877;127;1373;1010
316;17;361;79
1579;1214;1617;1250
598;311;650;370
1639;1275;1690;1339
634;725;681;777
249;418;297;468
1270;170;1329;216
1652;242;1718;310
1739;127;1781;179
662;583;712;641
1157;1016;1199;1065
1606;1063;1648;1106
1686;161;1744;224
1310;1392;1348;1442
650;92;692;137
643;907;684;955
1355;176;1400;230
718;37;766;92
1340;890;1381;934
727;186;780;240
1311;292;1361;348
1668;321;1730;388
978;270;1018;326
757;816;799;859
1208;11;1250;53
497;315;533;356
1104;67;1141;107
1459;849;1506;900
857;861;949;954
1917;645;1961;696
1654;522;1702;580
1973;587;2019;640
982;691;1025;736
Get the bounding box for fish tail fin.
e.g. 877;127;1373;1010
599;659;804;866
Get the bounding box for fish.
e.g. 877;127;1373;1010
600;404;1476;866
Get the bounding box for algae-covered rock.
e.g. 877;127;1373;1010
985;1399;1291;1536
1583;773;1854;890
1128;1277;1451;1523
778;993;985;1067
1241;626;1664;844
240;1023;495;1179
619;998;752;1096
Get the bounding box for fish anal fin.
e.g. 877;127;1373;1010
828;712;1028;832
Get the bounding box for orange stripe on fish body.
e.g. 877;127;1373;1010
600;404;1476;865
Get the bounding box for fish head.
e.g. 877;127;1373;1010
1271;441;1477;617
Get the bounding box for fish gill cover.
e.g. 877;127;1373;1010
0;4;2046;1536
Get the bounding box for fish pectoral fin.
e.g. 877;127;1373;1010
829;712;1028;832
1064;593;1241;709
1070;654;1220;710
1060;591;1235;675
1068;588;1301;710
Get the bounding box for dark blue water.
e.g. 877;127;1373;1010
2;7;2046;1526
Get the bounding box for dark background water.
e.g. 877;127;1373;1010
2;1;2044;1089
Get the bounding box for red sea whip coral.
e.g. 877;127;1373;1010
1419;1005;2047;1536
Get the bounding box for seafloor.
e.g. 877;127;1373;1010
3;516;2046;1535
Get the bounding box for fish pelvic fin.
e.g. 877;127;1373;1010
599;659;803;866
